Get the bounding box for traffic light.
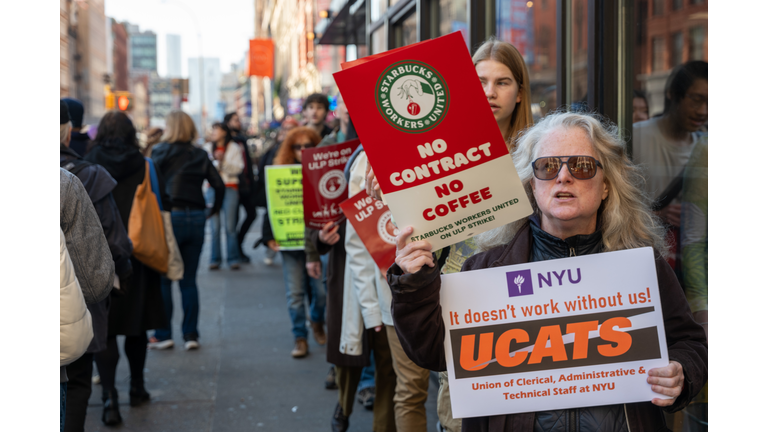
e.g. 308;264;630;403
104;85;115;110
114;91;133;111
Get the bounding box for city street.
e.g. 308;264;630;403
83;210;438;432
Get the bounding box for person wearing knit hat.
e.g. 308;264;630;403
62;98;90;156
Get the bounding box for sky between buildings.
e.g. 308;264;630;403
105;0;255;77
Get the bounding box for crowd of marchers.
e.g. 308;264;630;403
59;37;707;432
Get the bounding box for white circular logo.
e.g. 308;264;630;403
376;60;450;134
377;211;396;245
319;170;347;199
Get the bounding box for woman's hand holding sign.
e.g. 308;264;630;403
395;226;435;274
319;221;341;245
648;361;685;407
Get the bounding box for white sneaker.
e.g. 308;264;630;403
92;375;101;385
184;340;200;350
263;257;274;266
148;339;174;350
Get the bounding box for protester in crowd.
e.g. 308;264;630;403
389;111;708;432
224;112;258;263
60;227;93;432
363;37;535;432
302;93;333;138
633;61;707;279
255;116;299;265
342;149;425;432
262;126;326;358
61;100;134;432
305;94;353;390
148;111;225;351
62;98;90;156
204;122;244;269
84;111;170;426
633;89;650;124
680;136;708;432
141;127;164;157
59;108;114;308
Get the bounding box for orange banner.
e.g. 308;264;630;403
249;39;274;78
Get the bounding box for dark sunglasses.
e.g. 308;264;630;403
532;156;603;180
292;142;313;151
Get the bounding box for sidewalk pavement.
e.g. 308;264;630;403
83;210;438;431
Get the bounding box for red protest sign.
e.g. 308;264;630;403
340;191;396;273
333;32;532;251
302;140;360;229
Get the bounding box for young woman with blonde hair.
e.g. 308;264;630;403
148;111;225;351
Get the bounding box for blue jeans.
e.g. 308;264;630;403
207;187;240;266
280;250;326;339
60;382;66;432
155;210;206;341
358;351;376;391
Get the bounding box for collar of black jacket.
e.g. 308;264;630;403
528;214;604;261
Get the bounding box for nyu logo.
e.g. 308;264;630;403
505;270;533;297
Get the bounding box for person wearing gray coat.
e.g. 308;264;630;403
59;168;114;305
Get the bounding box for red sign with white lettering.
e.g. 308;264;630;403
302;140;360;229
340;191;397;272
333;32;532;251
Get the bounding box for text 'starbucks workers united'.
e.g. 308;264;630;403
376;60;450;133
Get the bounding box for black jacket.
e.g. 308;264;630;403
232;134;255;197
61;144;133;279
388;218;707;432
84;141;170;335
150;142;225;216
69;131;90;157
254;142;279;208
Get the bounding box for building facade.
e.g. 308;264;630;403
128;25;158;73
188;57;222;131
167;34;182;78
61;0;108;125
111;20;129;91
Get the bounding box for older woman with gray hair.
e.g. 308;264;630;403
387;111;707;432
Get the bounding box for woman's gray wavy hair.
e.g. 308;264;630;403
475;111;667;254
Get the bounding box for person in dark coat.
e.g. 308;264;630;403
62;98;90;156
60;101;133;432
84;111;171;426
388;112;707;432
225;112;258;263
149;110;225;350
309;222;397;432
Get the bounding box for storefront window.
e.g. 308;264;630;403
371;25;387;54
393;11;418;48
570;0;588;110
631;4;708;430
371;0;388;23
671;32;684;67
439;0;468;45
496;0;556;119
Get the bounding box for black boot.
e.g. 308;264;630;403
331;402;349;432
129;384;151;407
101;388;122;426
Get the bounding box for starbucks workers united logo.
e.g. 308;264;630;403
376;60;450;133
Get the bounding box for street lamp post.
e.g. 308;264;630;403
160;0;205;141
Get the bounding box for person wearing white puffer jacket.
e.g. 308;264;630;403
60;227;93;432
